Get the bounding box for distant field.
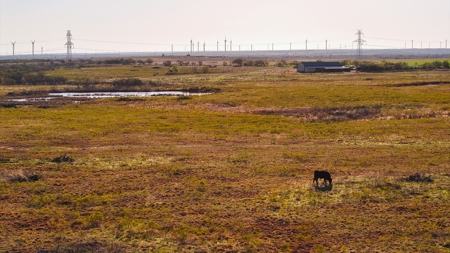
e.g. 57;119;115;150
1;63;450;252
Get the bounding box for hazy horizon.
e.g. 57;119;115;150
1;0;449;56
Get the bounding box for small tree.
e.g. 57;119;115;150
146;59;154;65
277;60;287;67
244;60;254;66
201;66;209;73
232;58;244;67
431;61;443;69
254;60;268;67
4;78;17;85
163;60;172;66
443;60;450;69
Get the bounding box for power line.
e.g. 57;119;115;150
77;38;169;46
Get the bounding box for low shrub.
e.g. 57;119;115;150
112;78;144;88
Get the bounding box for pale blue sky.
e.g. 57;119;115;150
0;0;449;55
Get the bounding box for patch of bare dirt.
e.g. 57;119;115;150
255;106;382;122
387;81;450;87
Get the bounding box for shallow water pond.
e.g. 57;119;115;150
48;91;207;98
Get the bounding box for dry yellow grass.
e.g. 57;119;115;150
1;63;450;252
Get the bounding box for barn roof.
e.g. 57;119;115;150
300;62;343;67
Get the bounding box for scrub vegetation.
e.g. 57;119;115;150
1;57;450;252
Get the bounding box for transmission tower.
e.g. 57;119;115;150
65;30;74;61
11;41;16;56
31;40;36;59
353;29;366;58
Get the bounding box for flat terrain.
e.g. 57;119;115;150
1;61;450;252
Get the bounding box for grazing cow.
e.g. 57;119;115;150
313;170;332;186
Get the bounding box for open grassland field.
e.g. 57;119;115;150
1;61;450;252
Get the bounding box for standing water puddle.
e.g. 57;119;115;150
49;91;208;98
4;91;209;103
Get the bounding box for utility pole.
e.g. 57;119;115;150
306;39;308;50
272;43;274;51
411;40;413;49
224;37;227;52
31;40;36;59
326;39;327;50
171;44;173;53
217;41;219;52
353;29;366;59
11;41;16;56
197;41;199;52
230;40;232;51
203;42;205;52
41;47;43;54
190;39;192;53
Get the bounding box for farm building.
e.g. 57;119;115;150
297;61;351;73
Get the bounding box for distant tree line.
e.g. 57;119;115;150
231;58;270;67
0;58;157;85
0;63;67;85
341;60;450;72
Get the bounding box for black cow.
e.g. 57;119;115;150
313;170;332;186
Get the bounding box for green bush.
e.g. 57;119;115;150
112;78;144;88
254;60;268;67
232;58;244;67
201;66;209;73
171;65;179;73
443;60;450;69
3;77;17;85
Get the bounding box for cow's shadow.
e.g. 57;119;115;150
314;184;333;191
